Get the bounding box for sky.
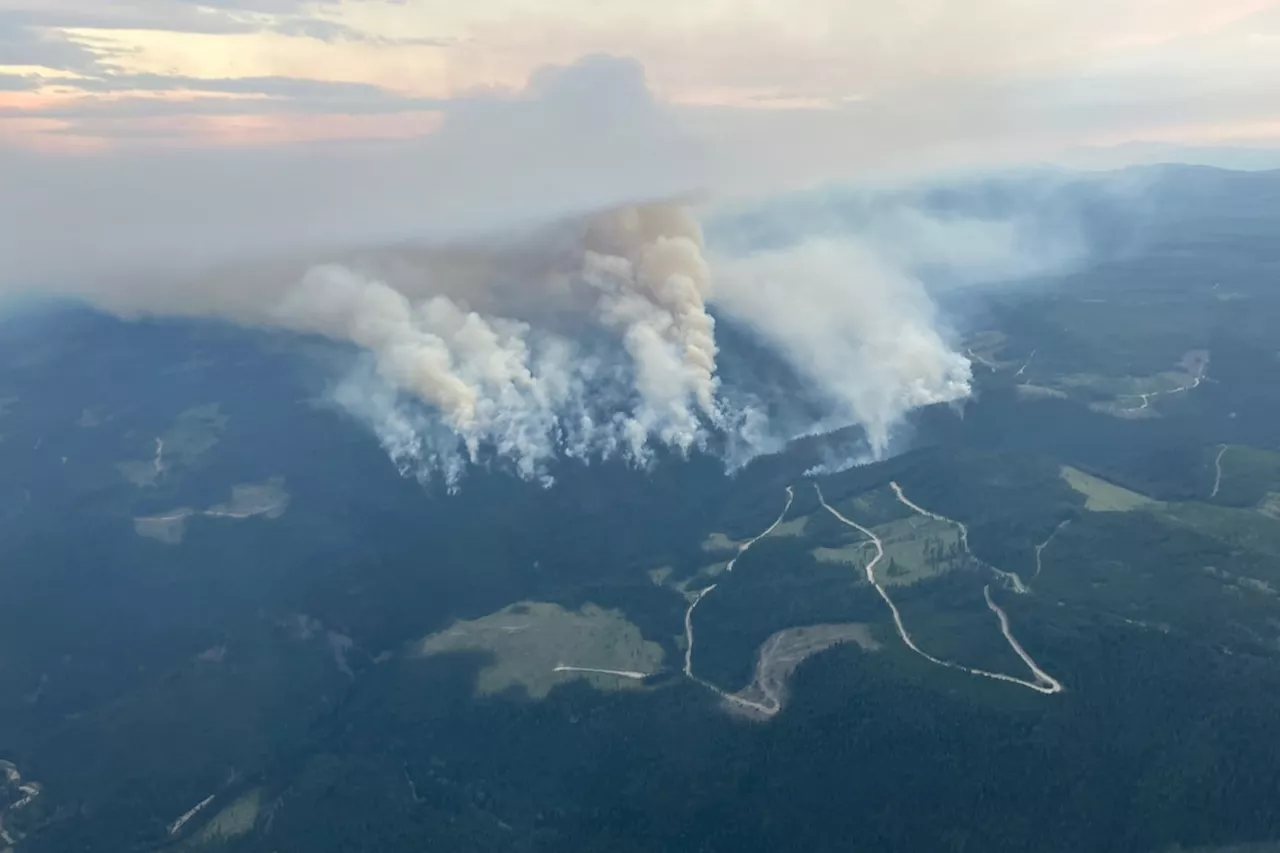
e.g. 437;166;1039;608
2;0;1278;154
2;0;1280;286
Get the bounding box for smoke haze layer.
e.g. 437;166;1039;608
16;193;1032;486
271;201;732;485
272;198;984;485
270;186;1086;485
714;238;973;457
0;57;1100;487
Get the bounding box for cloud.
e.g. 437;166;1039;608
0;1;446;50
0;74;40;91
0;75;444;120
0;15;104;72
0;55;707;288
0;4;263;36
3;0;1277;171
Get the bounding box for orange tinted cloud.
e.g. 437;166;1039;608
0;116;107;152
130;110;446;147
3;109;444;151
3;0;1279;155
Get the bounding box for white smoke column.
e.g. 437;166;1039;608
277;264;586;481
265;202;729;483
278;265;479;430
580;202;720;455
713;238;972;457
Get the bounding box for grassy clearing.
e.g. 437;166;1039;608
697;561;732;579
1058;372;1141;397
186;789;262;848
1061;466;1158;512
1060;358;1204;399
133;512;193;544
116;459;162;488
1212;445;1280;505
874;516;968;586
813;515;966;587
134;479;289;544
117;404;228;487
657;562;730;594
964;330;1011;368
701;532;743;553
646;566;673;586
831;487;915;528
768;516;809;538
165;404;228;465
1045;351;1208;417
1088;400;1160;420
1015;384;1068;400
415;602;664;699
812;543;873;569
207;478;289;519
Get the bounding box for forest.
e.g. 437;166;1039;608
4;167;1280;852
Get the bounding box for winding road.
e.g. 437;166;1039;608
982;586;1062;690
1033;520;1070;580
1211;444;1228;498
889;482;1028;594
137;496;287;525
966;348;998;371
682;487;796;717
1015;349;1037;378
168;794;215;837
153;437;166;478
817;483;1062;695
1122;359;1208;413
609;477;1063;715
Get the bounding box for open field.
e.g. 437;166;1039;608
1061;466;1160;512
814;515;966;587
134;478;289;543
768;516;809;538
163;404;228;465
415;602;664;699
656;561;732;594
727;623;879;720
1211;445;1280;505
116;458;164;488
964;330;1012;370
117;404;228;487
646;566;673;586
133;510;197;544
701;532;743;553
1015;383;1068;400
1029;349;1210;419
183;789;262;849
207;479;290;519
